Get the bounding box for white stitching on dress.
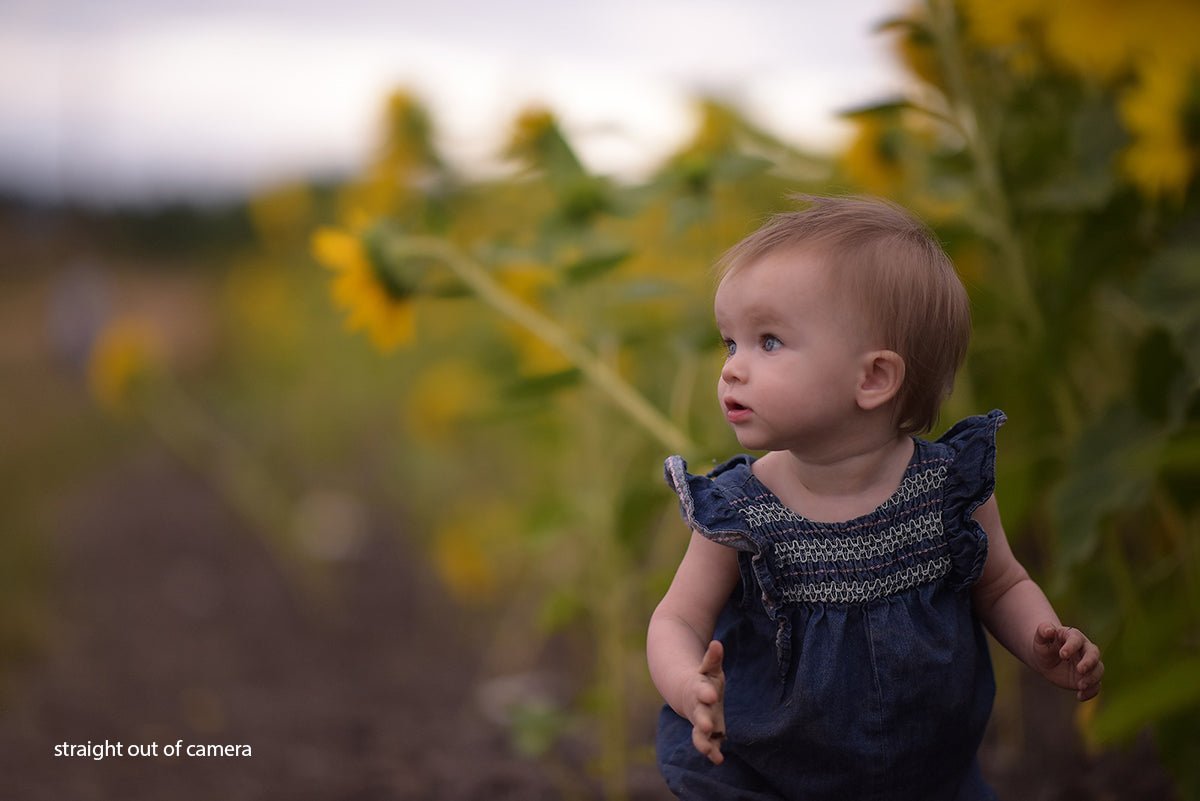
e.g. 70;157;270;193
778;556;952;605
738;465;948;530
772;512;943;566
877;465;948;510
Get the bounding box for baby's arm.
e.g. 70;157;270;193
647;531;741;764
971;495;1104;700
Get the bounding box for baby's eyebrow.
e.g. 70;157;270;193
741;304;788;327
714;299;790;332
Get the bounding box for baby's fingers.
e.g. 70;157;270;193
694;641;726;706
1077;666;1103;701
1075;642;1103;675
1075;650;1104;701
691;711;725;765
1034;622;1060;648
1058;627;1087;661
690;641;728;764
695;679;720;706
692;732;724;765
1077;678;1102;702
699;640;725;679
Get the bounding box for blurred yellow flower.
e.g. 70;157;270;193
1139;3;1200;69
681;99;740;158
1121;134;1192;199
1119;58;1194;198
840;114;905;196
380;90;441;172
222;257;301;348
87;316;161;414
334;90;443;219
248;183;314;252
506;108;559;165
311;225;416;353
959;0;1041;49
1040;0;1135;80
495;262;572;375
948;241;988;285
498;262;555;306
1120;59;1188;140
338;165;399;221
433;506;512;604
891;11;942;87
1074;692;1100;754
404;360;490;443
504;323;573;375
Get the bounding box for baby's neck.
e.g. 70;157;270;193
753;432;915;524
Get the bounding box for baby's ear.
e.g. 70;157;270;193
856;350;905;411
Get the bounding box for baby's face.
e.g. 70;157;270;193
713;250;872;453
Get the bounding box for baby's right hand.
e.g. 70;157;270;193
686;640;727;765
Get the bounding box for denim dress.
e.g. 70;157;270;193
657;411;1006;801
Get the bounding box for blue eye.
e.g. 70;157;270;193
722;338;736;357
762;335;782;352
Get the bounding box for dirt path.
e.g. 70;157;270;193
0;446;606;801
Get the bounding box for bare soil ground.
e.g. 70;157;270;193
0;447;644;800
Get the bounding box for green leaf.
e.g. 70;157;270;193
504;368;582;399
538;589;587;633
615;483;669;558
1134;328;1190;423
1020;97;1122;211
423;277;472;298
838;97;912;119
1139;246;1200;379
1090;657;1200;744
1051;404;1165;571
710;152;773;181
555;176;614;227
509;700;572;758
668;195;713;233
562;246;632;284
615;279;680;302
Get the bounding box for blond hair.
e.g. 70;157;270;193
718;195;971;435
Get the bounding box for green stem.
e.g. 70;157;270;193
927;0;1043;341
136;373;326;599
577;421;636;801
668;349;699;432
384;234;700;455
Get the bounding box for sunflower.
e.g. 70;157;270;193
1039;0;1135;81
1118;57;1194;198
1121;133;1192;199
87;316;161;414
495;263;572;375
432;504;514;604
311;225;417;353
959;0;1042;50
840;113;906;196
403;360;491;444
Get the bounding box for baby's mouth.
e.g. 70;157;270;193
724;399;752;421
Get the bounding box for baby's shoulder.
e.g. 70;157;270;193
663;454;760;552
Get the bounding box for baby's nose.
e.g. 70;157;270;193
720;355;745;384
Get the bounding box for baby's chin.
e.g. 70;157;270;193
732;431;775;453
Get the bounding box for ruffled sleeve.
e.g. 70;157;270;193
937;410;1006;590
663;456;758;553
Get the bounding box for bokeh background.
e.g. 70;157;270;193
2;1;1198;799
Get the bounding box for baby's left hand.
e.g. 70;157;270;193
1032;623;1104;701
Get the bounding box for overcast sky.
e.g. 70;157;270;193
0;0;904;203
